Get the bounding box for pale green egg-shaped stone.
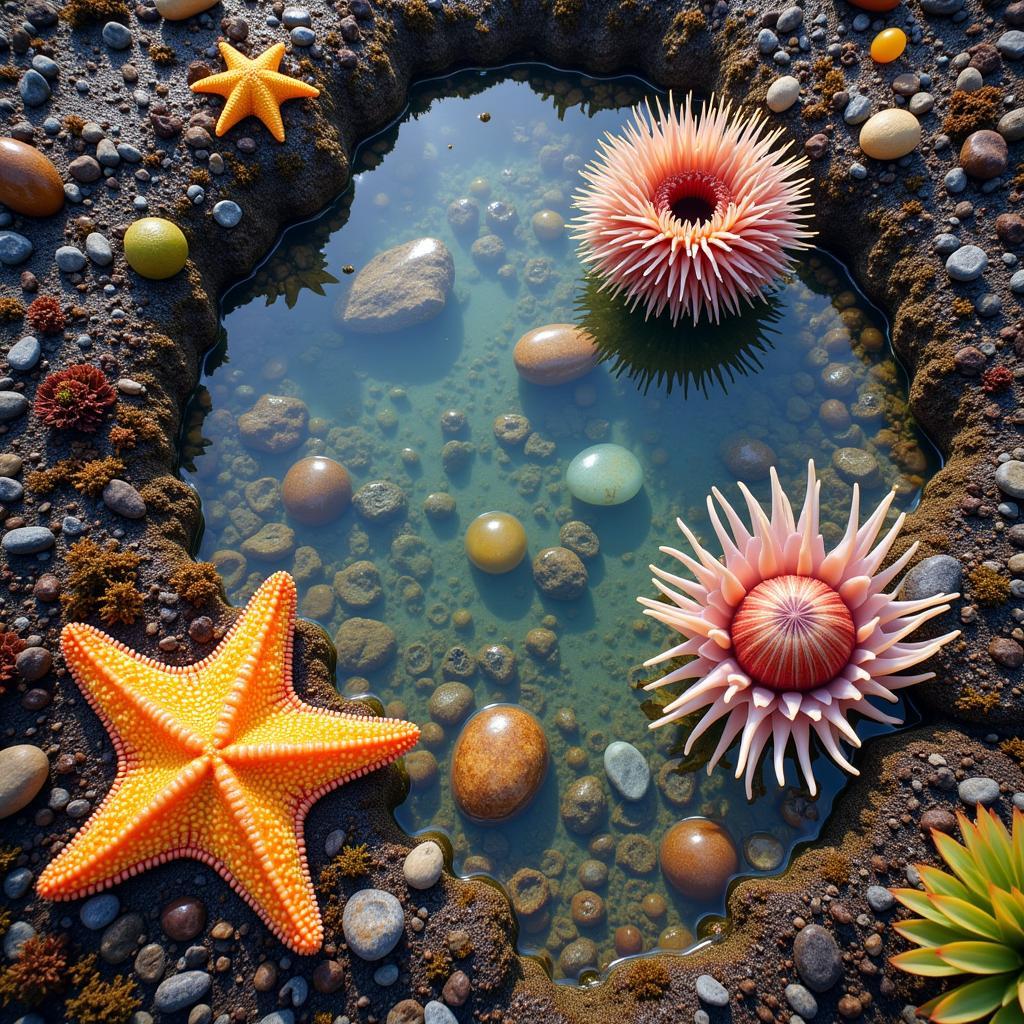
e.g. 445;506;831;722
566;444;643;506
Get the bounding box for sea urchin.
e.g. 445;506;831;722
33;364;117;433
639;462;960;797
573;93;814;325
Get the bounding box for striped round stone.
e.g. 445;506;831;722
731;575;855;691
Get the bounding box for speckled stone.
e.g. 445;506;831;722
451;705;548;823
0;745;48;819
513;324;599;385
341;889;405;960
858;108;921;159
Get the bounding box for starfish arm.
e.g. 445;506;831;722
189;68;243;96
214;77;256;138
250;78;287;142
224;709;422;793
209;572;296;744
260;70;320;99
252;41;286;70
60;624;212;748
37;757;211;899
204;760;324;954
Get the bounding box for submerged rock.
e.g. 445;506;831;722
335;617;396;673
659;818;738;901
237;394;309;453
339;237;454;333
451;706;548;823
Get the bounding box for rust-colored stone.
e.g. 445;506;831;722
0;138;64;217
659;818;738;902
451;705;548;823
512;323;598;386
282;456;351;525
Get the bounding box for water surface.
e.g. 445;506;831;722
181;66;937;980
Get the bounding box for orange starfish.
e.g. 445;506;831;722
189;41;320;143
36;572;419;954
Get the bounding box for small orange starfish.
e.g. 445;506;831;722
36;572;419;954
189;41;320;142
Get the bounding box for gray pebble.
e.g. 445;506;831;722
373;963;399;986
785;983;818;1019
341;889;404;961
154;971;211;1013
757;28;779;53
96;138;120;167
1011;269;1024;295
695;974;729;1007
2;527;53;555
86;232;113;266
55;245;86;272
282;6;311;26
944;167;967;193
998;30;1024;60
999;109;1024;143
15;647;50;681
290;26;315;45
959;776;1000;807
424;1003;457;1024
102;20;132;49
4;921;36;959
946;244;988;282
901;554;962;601
213;200;242;228
603;741;650;801
325;829;347;857
3;868;33;899
843;94;872;125
66;798;91;818
102;479;147;519
865;885;895;913
18;69;50;106
776;5;803;32
933;233;960;256
7;337;40;372
793;924;843;992
32;55;59;80
997;461;1024;500
81;894;121;930
0;232;33;266
0;477;23;503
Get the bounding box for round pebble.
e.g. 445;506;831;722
959;776;1000;807
659;818;738;901
341;889;405;961
566;444;643;505
403;841;444;890
858;108;921;160
464;511;527;574
766;76;800;112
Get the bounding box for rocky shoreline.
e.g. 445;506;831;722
2;0;1024;1021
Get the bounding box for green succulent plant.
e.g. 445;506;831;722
891;806;1024;1024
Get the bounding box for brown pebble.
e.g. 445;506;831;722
919;807;957;834
960;129;1008;180
989;637;1024;668
442;969;471;1006
996;213;1024;247
312;959;344;993
160;896;206;942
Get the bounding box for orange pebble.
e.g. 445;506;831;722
870;27;907;63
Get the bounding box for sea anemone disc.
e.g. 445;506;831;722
572;93;815;325
639;461;960;798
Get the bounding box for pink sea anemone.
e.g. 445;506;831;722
639;462;960;797
572;93;814;325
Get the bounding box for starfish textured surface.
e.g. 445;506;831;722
36;572;419;954
572;92;814;325
639;461;960;798
189;42;320;143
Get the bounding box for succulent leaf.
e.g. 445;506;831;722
928;975;1010;1024
934;829;996;903
893;887;959;928
891;948;968;978
930;896;1005;943
935;943;1022;976
991;1003;1024;1024
896;919;970;949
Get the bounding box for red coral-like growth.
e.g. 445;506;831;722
25;296;67;335
982;365;1013;394
0;631;26;693
34;365;117;433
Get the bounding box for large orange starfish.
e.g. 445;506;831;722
36;572;419;954
189;41;320;143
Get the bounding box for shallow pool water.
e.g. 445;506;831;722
181;66;938;980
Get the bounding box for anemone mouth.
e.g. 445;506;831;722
652;170;733;228
730;574;856;692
